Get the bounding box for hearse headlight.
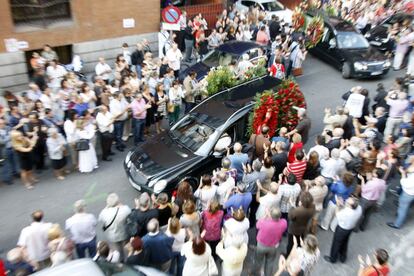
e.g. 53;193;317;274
381;37;389;43
354;62;368;71
383;60;391;68
125;151;133;163
364;33;371;38
153;180;168;193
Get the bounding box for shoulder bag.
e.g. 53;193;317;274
75;139;90;151
102;207;119;232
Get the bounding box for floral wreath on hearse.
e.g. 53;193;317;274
248;78;307;138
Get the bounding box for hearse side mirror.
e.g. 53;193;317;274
329;38;336;48
213;134;232;157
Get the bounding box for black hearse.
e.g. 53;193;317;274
124;76;281;194
306;12;391;79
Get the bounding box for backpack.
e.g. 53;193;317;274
345;149;362;173
125;209;140;238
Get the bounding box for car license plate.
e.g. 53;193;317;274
371;71;382;76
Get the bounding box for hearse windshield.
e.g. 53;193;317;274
337;32;370;49
169;114;217;154
202;50;238;67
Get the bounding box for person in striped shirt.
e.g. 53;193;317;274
284;150;307;184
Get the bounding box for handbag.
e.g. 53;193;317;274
167;103;175;113
208;255;218;275
75;139;90;151
292;67;303;77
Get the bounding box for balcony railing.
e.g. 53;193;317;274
10;0;72;29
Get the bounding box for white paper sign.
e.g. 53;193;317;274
162;22;180;31
4;38;19;52
123;18;135;29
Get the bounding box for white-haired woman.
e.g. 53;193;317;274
46;128;67;180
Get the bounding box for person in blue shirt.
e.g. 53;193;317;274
142;218;174;272
223;182;252;217
227;142;249;182
320;171;355;231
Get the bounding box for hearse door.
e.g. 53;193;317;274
324;28;342;69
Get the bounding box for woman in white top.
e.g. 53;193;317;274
181;237;214;276
223;208;250;248
166;217;186;275
63;110;78;171
289;235;320;276
80;83;97;109
256;182;280;221
194;175;218;212
261;156;275;189
46;128;67;180
168;80;185;124
292;45;308;71
76;118;98;173
216;237;248;276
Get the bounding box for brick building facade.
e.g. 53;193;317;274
0;0;160;91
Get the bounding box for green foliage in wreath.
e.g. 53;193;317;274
205;67;238;96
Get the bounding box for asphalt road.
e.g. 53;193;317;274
0;55;413;275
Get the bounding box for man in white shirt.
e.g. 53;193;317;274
109;92;129;152
320;148;346;183
99;193;131;261
308;135;329;161
237;54;253;77
96;105;114;161
17;210;52;269
324;197;362;263
387;167;414;229
95;57;112;83
166;43;183;78
215;171;235;205
344;87;365;119
65;200;97;258
46;59;67;92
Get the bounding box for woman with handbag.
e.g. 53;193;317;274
168;80;184;125
46;127;67;180
292;45;307;77
76;119;98;173
154;83;168;134
11;130;38;189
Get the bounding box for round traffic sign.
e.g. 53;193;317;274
162;6;182;24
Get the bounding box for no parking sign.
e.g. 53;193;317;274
162;6;182;24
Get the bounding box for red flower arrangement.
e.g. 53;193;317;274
305;16;324;49
248;79;307;138
292;7;306;31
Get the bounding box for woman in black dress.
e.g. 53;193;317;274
11;130;38;189
142;85;155;135
154;83;168;134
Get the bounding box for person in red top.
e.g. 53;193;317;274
358;248;390;276
0;259;5;276
269;56;286;79
201;200;224;259
287;133;303;163
284;150;307;184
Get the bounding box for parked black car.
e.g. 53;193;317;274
365;13;414;53
179;41;266;81
124;76;281;194
306;13;391;79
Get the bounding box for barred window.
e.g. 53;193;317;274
10;0;72;29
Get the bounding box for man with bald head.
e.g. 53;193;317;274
227;142;249;182
249;125;271;160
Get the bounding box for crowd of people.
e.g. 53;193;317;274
2;0;414;276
